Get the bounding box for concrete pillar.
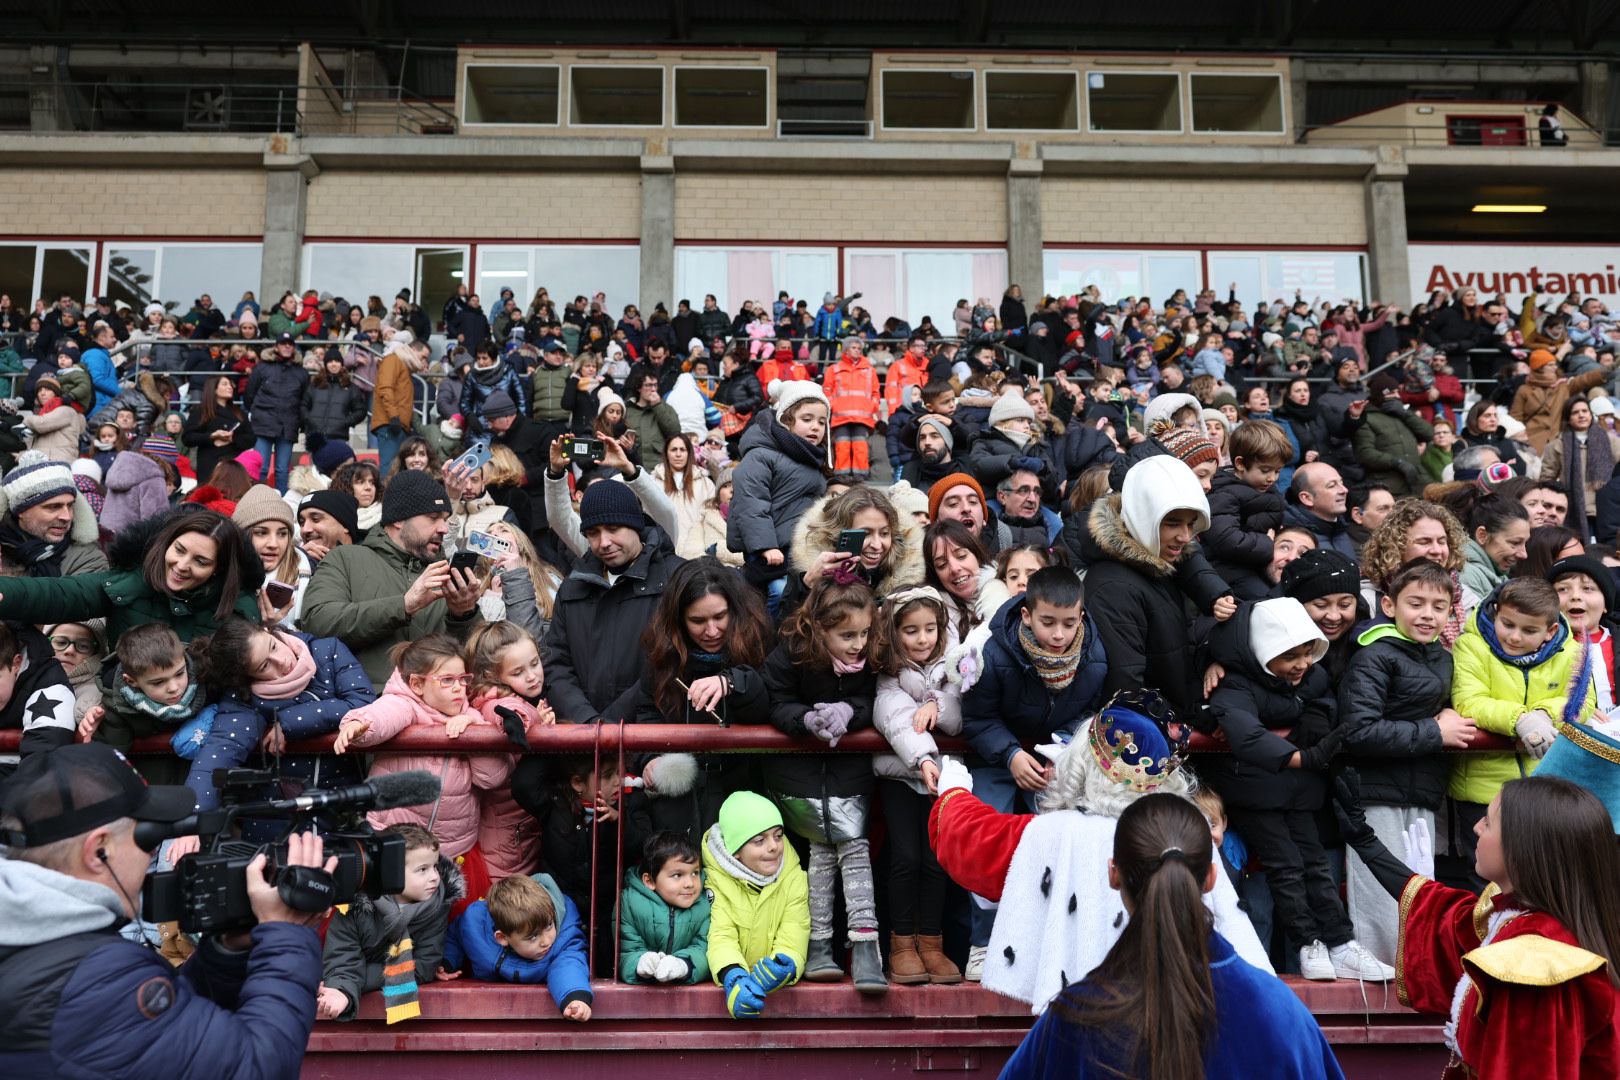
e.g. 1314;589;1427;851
260;139;316;302
1288;57;1309;142
1363;146;1410;308
1579;60;1613;146
1006;160;1043;303
639;155;676;309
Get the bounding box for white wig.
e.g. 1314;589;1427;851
1037;718;1196;818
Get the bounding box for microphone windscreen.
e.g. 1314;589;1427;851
369;770;442;810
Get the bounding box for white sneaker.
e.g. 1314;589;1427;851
964;945;987;983
1330;940;1396;982
1299;940;1335;981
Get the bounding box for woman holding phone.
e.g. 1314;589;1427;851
183;374;255;482
777;486;924;619
234;485;312;628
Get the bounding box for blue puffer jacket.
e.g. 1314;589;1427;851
185;632;376;813
444;874;593;1011
244;354;310;441
459;359;531;434
960;594;1108;768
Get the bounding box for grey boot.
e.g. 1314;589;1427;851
804;937;843;982
851;939;888;994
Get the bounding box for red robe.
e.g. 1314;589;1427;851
927;787;1033;901
1397;875;1620;1079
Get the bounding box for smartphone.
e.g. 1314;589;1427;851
835;528;867;556
450;437;492;476
263;579;296;608
465;530;514;559
568;436;605;464
449;550;483;576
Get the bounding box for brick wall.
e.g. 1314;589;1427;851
1041;178;1367;246
305;171;641;237
0;167;266;235
675;173;1008;242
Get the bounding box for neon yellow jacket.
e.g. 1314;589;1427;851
702;823;810;985
1449;605;1596;804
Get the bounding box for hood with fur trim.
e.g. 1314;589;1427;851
1086;493;1176;578
105;503;266;591
789;490;925;593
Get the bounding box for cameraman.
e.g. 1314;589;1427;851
0;744;333;1078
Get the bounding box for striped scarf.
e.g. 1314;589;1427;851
382;936;421;1024
1017;619;1084;692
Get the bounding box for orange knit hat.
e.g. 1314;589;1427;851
1529;348;1557;371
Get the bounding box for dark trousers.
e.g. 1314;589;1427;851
881;780;947;936
1440;797;1490;893
1229;807;1354;949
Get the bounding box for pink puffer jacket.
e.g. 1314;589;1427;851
344;672;516;857
472;690;543;877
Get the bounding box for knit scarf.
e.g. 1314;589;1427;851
1559;428;1614;526
250;632;318;700
0;520;62;577
119;677;199;725
832;656;867;675
1017;619;1084;692
382;935;421;1024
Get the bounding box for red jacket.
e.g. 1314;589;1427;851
758;347;809;392
884;354;929;420
1399;372;1465;425
824;352;879;430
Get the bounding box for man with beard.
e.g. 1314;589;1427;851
297;489;359;563
0;454;107;579
900;415;958;490
300;471;483;689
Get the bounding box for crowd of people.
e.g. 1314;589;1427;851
2;273;1620;1078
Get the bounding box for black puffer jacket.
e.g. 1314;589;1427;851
1334;621;1452;810
301;379;368;440
321;856;464;1020
714;369;764;417
760;642;876;803
1202;603;1334;812
243;354;309;441
966;428;1058;505
1051;423;1117;487
728;412;827;557
1204;469;1282;584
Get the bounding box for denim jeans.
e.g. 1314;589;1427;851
967;763;1038;947
254;436;295;493
375;424;406;476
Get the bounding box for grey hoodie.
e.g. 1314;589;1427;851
0;859;126;947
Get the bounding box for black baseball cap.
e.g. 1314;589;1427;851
0;743;193;848
276;331;296;345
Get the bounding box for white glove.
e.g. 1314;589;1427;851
936;755;973;796
1033;739;1068;765
1515;710;1557;759
635;951;666;980
653;954;690;983
1403;818;1435;879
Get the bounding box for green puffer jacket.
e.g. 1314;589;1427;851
0;568;259;647
618;869;711;985
531;364;572;423
625;400;680;462
299;526;482;689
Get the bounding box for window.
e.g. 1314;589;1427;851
1086;71;1182;133
570;66;664;127
674;67;769;128
1190;73;1285;135
674;247;837;320
158;246;262;315
462;65;561;127
104;248;159;310
1206;251;1366;304
1042;249;1201;304
844;248;1008;333
477;245;641;321
985;71;1079;132
302;244;469;330
880;70;976;131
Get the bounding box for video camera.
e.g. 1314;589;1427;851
139;768;439;935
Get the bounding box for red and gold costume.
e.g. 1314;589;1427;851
1397;875;1620;1079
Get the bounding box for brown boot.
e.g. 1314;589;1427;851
888;934;929;985
916;934;962;984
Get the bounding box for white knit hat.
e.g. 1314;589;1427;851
597;388;626;416
772;380;830;422
988;391;1036;428
70;457;103;485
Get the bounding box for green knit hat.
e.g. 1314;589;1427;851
717;791;782;853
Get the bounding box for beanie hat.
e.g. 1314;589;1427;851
1547;555;1619;615
596;388;625;416
927;472;986;522
988;392;1036;428
306;431;355;476
772;380;830;422
1529;348;1558;371
34;375;61;396
139;433;180;464
915;414;955;454
380;470;451;527
482;390;517;420
1157;427;1219;471
1280;548;1361;604
69;457;102;485
232;484;295;532
717;791;784;854
299;489;359;540
1211;391;1239;411
3;451;76;515
235;448;264;482
1201;407;1232;434
578;480;644;533
887;479;929;521
1367;372;1402;404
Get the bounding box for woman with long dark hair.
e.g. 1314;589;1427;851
1540;396;1620;539
1340;774;1620;1079
182;373;255;482
1001;794;1342;1079
628;558;774;838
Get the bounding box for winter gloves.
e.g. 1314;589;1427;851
1515;710;1557;758
1296;725;1345;772
1394;460;1421;489
1011;455;1046;476
749;952;797;994
936;755;974;796
635;952;694;983
723;966;766;1019
803;701;854;747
